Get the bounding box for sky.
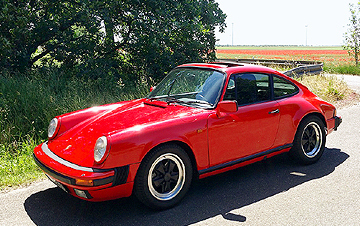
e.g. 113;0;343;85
214;0;359;46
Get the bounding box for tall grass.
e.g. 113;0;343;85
296;74;353;103
0;68;149;189
0;68;148;150
323;64;360;75
0;139;44;188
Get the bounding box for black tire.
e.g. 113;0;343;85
134;144;193;210
290;116;326;164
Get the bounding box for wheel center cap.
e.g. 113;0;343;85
164;173;171;182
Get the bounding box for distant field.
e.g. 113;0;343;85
216;46;351;66
216;46;343;50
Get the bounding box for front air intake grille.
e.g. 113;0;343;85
112;165;129;186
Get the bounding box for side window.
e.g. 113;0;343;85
223;73;270;105
273;76;299;99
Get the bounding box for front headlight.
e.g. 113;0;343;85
94;136;108;163
48;118;59;138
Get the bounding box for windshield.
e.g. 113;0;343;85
147;67;225;108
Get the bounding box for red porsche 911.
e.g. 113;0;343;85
33;62;341;209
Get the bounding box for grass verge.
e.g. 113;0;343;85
0;138;45;190
0;68;148;191
295;74;355;105
324;64;360;75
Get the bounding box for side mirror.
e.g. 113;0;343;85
216;100;238;117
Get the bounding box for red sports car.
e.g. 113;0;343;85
33;62;342;209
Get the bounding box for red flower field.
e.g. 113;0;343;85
216;49;347;56
216;47;352;65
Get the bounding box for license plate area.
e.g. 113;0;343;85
46;174;69;193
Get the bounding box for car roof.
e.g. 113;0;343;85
178;62;280;75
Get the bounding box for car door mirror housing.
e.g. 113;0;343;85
217;100;238;116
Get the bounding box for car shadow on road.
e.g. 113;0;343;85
24;148;348;226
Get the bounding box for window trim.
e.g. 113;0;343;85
223;73;299;107
225;73;272;107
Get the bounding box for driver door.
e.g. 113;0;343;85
208;73;280;166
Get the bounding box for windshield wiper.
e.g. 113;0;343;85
166;97;213;106
147;96;167;101
148;96;213;107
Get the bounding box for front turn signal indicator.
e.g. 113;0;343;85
75;178;94;186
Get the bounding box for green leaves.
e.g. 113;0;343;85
343;3;360;66
0;0;226;82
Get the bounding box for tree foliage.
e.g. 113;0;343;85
0;0;226;82
344;2;360;66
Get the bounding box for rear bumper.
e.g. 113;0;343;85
326;115;342;134
334;116;342;131
33;143;137;201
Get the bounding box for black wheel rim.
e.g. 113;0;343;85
148;153;185;201
152;159;179;193
301;122;322;158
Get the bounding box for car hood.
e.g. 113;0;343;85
47;98;206;167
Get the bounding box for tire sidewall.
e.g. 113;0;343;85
134;144;193;210
291;116;326;164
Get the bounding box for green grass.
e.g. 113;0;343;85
324;64;360;75
0;139;45;189
0;68;149;190
0;69;148;147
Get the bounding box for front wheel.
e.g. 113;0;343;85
134;144;193;210
290;116;326;164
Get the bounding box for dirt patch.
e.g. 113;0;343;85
334;91;360;109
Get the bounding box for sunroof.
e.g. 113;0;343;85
211;61;244;67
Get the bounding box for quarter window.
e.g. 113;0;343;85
273;76;298;98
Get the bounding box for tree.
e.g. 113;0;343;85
344;3;360;66
0;0;226;82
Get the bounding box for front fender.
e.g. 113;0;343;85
101;113;210;172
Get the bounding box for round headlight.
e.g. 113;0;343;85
94;136;108;163
48;118;59;138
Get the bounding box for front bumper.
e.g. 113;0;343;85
33;143;136;201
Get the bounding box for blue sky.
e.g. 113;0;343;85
215;0;359;46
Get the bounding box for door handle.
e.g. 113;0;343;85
269;109;279;114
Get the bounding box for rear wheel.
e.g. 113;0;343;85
290;116;326;164
134;144;192;210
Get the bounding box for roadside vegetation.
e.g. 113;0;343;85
295;74;353;104
0;69;149;190
324;64;360;75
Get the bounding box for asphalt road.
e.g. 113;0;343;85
1;75;360;226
